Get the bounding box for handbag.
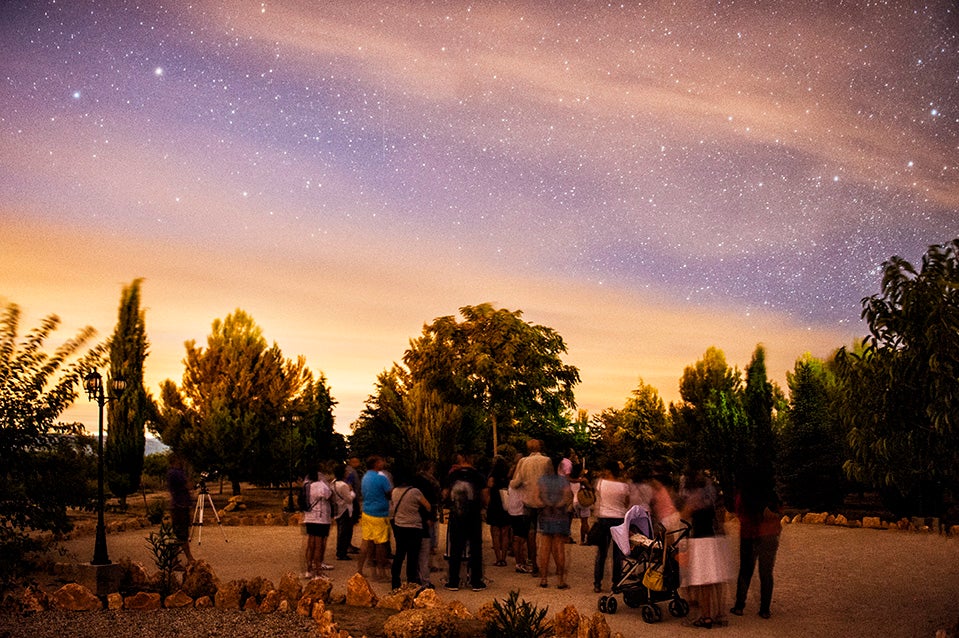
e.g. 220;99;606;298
642;535;669;591
576;483;596;508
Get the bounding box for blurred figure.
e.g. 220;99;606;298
592;459;631;593
681;468;732;629
731;470;782;620
444;453;488;591
536;455;574;588
486;455;512;567
166;452;195;566
302;465;334;578
413;460;442;586
509;439;552;574
389;468;431;590
569;464;593;544
358;456;393;581
331;462;356;561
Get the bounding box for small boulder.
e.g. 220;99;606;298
862;516;882;529
278;571;302;605
195;596;213;608
21;585;49;613
345;573;378;607
377;583;420;611
413;587;441;609
383;608;455;638
835;514;849;526
181;560;219;600
553;604;581;637
50;583;101;611
258;590;281;613
106;593;123;610
124;591;162;611
215;580;244;609
165;590;194;609
302;576;333;604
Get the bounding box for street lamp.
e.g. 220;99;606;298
282;414;301;512
84;369;125;565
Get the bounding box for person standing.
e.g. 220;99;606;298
358;456;393;582
536;455;574;588
592;459;630;593
413;460;442;586
486;455;512;567
344;456;363;554
166;452;195;567
331;462;356;561
681;468;732;629
444;453;488;591
508;439;552;574
302;466;334;578
731;472;782;620
389;470;431;590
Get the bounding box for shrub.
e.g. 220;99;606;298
146;521;182;596
145;498;166;524
485;590;553;638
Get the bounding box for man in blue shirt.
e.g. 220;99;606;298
357;455;393;581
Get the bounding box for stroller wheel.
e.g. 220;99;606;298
605;597;618;614
641;604;658;624
598;596;608;613
668;597;690;618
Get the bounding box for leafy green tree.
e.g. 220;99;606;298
403;303;580;455
0;303;104;586
673;347;746;503
593;379;677;474
349;368;413;466
837;240;959;516
105;278;155;507
779;353;845;510
743;345;775;487
157;310;334;494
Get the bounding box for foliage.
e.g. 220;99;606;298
836;240;959;516
106;278;155;507
143;450;171;478
672;346;747;502
146;522;182;596
156;310;339;494
592;379;678;474
0;302;105;588
145;498;166;524
779;353;846;510
402;303;580;456
743;345;775;487
485;589;554;638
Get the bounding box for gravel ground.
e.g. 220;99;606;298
3;520;958;637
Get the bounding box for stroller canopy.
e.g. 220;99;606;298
611;504;654;555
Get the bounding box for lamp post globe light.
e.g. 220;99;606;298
84;369;125;565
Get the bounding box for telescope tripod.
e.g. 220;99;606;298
190;482;228;544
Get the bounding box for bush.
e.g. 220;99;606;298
146;522;182;596
145;498;166;524
485;590;553;638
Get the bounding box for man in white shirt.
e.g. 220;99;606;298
508;439;553;574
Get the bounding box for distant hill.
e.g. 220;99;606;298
144;436;169;457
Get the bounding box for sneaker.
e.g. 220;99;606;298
444;583;460;592
471;582;488;592
319;563;334;570
515;565;532;574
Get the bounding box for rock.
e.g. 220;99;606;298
278;599;290;613
835;514;849;526
950;525;959;536
475;601;497;624
258;590;281;613
413;587;441;609
165;590;194;608
50;583;101;611
118;560;151;591
215;580;244;609
553;604;581;637
21;585;49;613
791;514;802;524
448;600;473;619
825;514;836;525
243;596;258;611
862;516;882;529
106;592;123;610
181;560;219;600
278;571;302;605
377;583;420;611
313;604;340;638
247;576;275;601
124;591;162;611
382;608;456;638
195;596;213;608
310;599;327;620
588;612;611;638
302;577;334;604
780;515;791;525
345;573;378;607
803;512;827;524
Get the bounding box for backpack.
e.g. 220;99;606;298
298;481;312;512
450;478;475;518
577;483;596;508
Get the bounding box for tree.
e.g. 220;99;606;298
105;279;154;507
779;353;845;510
0;302;104;585
743;345;775;488
593;379;677;474
837;240;959;516
673;346;746;503
403;303;580;455
156;310;331;494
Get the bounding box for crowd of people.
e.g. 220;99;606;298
171;439;782;629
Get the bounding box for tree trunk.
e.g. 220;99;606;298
231;479;242;496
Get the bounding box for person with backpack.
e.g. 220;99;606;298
301;465;334;578
443;452;488;592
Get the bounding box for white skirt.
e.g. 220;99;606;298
682;535;735;587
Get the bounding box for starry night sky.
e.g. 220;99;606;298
1;1;957;432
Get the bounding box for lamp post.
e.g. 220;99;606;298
282;414;301;512
84;369;125;565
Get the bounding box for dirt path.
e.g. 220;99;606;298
47;520;959;637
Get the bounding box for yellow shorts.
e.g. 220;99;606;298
361;513;391;544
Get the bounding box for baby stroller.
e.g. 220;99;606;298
597;505;691;624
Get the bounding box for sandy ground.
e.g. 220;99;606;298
42;518;959;637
